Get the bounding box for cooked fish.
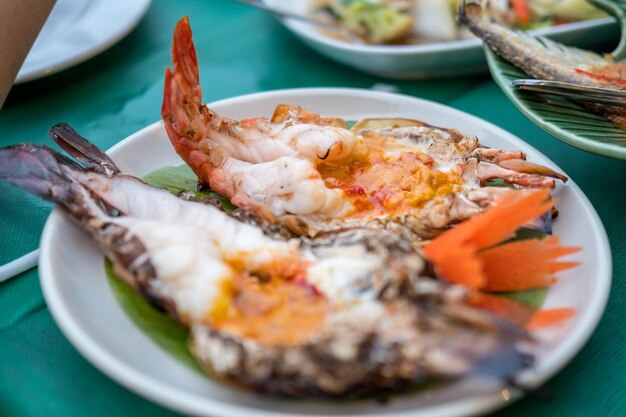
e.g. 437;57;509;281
458;0;626;128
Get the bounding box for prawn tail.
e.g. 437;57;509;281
171;16;200;91
161;16;202;137
49;123;120;176
0;142;158;299
0;143;120;223
0;144;81;205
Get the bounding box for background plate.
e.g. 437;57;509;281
16;0;152;84
485;47;626;160
263;0;617;79
39;89;611;417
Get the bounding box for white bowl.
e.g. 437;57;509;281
264;0;616;79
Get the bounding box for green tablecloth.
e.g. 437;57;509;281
1;0;625;416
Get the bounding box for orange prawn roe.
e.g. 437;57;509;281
318;133;463;218
210;257;328;347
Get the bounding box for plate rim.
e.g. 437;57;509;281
485;47;626;160
15;0;152;84
39;87;612;417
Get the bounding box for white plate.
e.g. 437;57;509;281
15;0;152;84
263;0;616;79
40;88;611;417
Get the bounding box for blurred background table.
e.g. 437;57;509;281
0;0;625;416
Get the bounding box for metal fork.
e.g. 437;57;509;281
512;79;626;106
230;0;366;44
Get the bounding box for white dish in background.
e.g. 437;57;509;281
15;0;152;84
263;0;617;79
40;89;611;417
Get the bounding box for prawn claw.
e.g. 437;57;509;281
497;159;568;182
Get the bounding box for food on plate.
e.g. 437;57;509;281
321;0;414;43
459;0;626;130
162;17;567;244
422;188;580;291
311;0;606;44
0;15;581;400
0;125;572;397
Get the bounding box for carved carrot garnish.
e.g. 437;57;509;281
423;189;580;292
424;189;580;330
469;293;577;330
526;308;577;331
467;292;536;327
480;236;580;292
424;189;580;329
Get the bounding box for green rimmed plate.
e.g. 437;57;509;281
484;0;626;160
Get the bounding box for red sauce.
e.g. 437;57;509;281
575;63;626;129
318;133;462;218
576;63;626;88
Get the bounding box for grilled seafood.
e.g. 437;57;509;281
162;17;566;243
458;0;626;129
0;127;535;397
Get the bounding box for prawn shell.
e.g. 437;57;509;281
0;139;535;398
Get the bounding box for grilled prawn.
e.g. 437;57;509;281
162;17;567;243
0;126;536;397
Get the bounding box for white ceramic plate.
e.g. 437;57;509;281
263;0;616;79
15;0;152;84
40;89;611;417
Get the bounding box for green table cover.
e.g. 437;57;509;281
1;1;625;416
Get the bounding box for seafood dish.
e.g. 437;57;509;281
0;120;579;397
458;0;626;130
0;17;581;399
0;16;582;401
310;0;606;44
162;17;567;245
0;124;577;397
